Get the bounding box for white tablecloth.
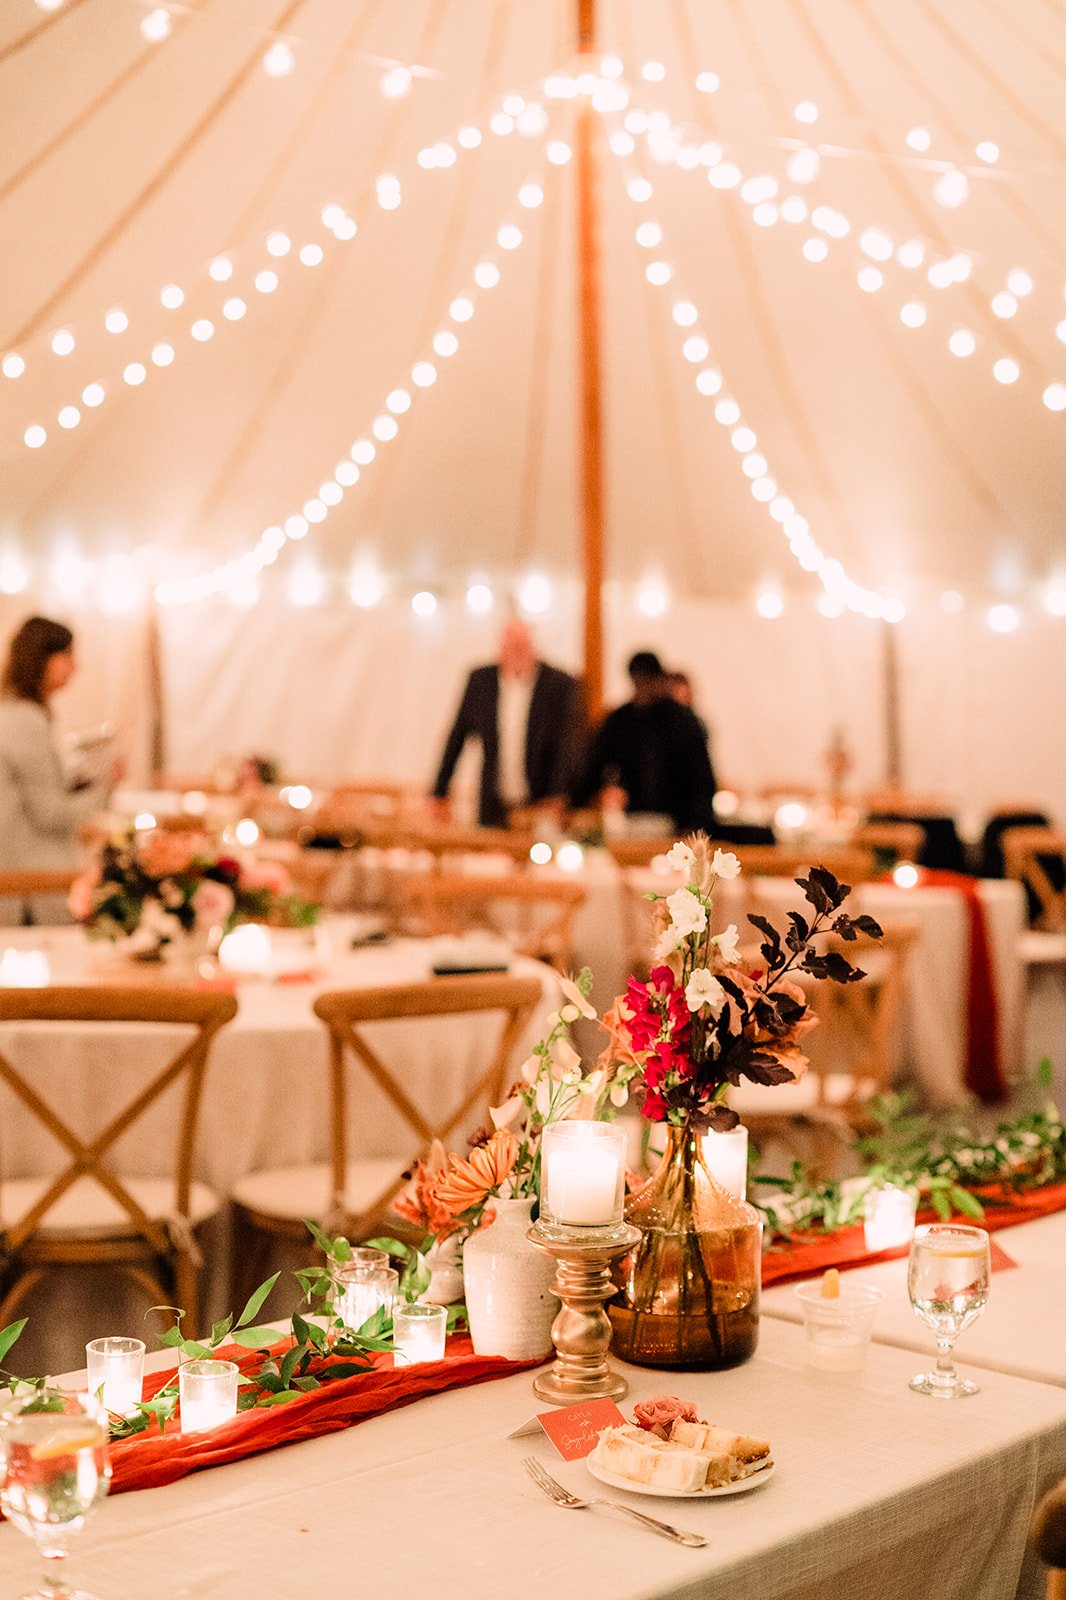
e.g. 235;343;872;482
0;1317;1061;1600
760;1209;1066;1390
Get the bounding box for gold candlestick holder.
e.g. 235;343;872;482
527;1222;641;1404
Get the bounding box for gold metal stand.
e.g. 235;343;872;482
527;1222;640;1404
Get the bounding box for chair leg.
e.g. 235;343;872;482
173;1252;200;1340
0;1267;47;1328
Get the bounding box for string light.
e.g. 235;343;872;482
411;590;437;618
262;41;295;78
140;7;171;41
2;354;26;379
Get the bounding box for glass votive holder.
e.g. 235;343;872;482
85;1336;145;1416
539;1120;627;1238
701;1126;749;1199
393;1303;447;1366
179;1359;239;1432
863;1184;918;1252
794;1282;883;1373
332;1263;398;1336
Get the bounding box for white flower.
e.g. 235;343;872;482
552;1037;582;1076
666;886;707;940
561;1004;580;1023
712;924;741;964
711;849;742;880
489;1095;523;1130
558;975;597;1020
519;1054;540;1085
609;1082;629;1108
654;926;680;961
666;841;695;875
685;968;726;1014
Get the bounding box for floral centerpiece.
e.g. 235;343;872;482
391;973;601;1357
70;830;317;960
596;835;882;1369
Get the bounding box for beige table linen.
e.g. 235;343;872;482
761;1209;1066;1390
0;1318;1061;1600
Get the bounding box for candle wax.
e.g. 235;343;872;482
546;1145;619;1225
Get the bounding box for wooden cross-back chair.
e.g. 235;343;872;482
1002;828;1066;931
1032;1475;1066;1600
0;869;79;926
852;821;926;865
727;922;920;1173
400;874;587;972
0;985;237;1333
231;973;543;1277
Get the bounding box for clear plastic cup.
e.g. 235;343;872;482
794;1281;882;1372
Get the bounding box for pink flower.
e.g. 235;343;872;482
633;1395;699;1440
68;869;100;921
138;833;203;878
191;879;235;929
240;860;291;895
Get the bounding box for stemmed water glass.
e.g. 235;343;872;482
907;1223;991;1398
0;1387;111;1599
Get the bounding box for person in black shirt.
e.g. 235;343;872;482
571;651;717;834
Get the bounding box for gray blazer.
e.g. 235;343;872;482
0;698;105;923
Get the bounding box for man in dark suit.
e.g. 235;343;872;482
571;651;717;834
431;619;585;828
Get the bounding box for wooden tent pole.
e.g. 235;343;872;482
576;0;606;722
882;621;903;788
146;603;167;783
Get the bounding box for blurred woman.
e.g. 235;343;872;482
0;617;110;923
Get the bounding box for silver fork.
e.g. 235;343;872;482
522;1456;708;1547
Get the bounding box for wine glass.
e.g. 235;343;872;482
0;1387;111;1600
907;1223;991;1398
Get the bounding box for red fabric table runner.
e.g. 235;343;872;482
761;1180;1066;1288
107;1334;541;1496
880;868;1008;1103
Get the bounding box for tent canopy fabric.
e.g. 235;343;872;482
1;0;1064;614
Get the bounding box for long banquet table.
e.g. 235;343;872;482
1;1317;1061;1600
761;1209;1066;1390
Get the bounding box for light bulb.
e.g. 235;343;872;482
335;462;360;486
802;238;828;263
82;382;105;405
466;582;493;615
25;424;47;449
57;405;80;429
975;141;999;163
696;71;719;92
372;415;399;441
380;65;412;98
319;482;343;506
695;368;722;395
299;244;324;266
757;592;784;618
742;453;768;477
266;232;290;257
351;440;375;464
753;203;778;227
1043;383;1066;412
546;141;571;165
151;342;174;366
642;60;665;81
683;336;709;363
2;353;26;378
433;331;458;357
897;240;924;269
105;309;128;333
645;261;672;286
123;362;147;384
988;604;1019;633
900;302;926;328
708;163;741;189
51;329;75;356
262;41;295;77
993;358;1020;384
860;228;893;261
1045;587;1066;615
255;270;278;293
517;572;551;614
450;298;474;322
672;301;697;327
635;222;662;248
636;583;668;618
222;298;246;320
458;127;482;148
190;319;214;341
906;126;931;151
209;256;233;282
794;100;818;123
284;514;309;539
934;169;969;207
991;292;1017;319
732;426;757;451
858;267;883;292
411;590;437;618
948;329;976;357
490;113;514;136
518;183;543;209
1007;268;1033;296
411;361;437;387
161;283;184;308
714;398;740;425
386;388;411;414
497;225;522;250
628;178;652;202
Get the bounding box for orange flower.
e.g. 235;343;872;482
431;1130;519;1217
596;996;642;1075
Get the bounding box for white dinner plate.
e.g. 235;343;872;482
587;1457;774;1499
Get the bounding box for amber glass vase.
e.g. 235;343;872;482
608;1124;762;1369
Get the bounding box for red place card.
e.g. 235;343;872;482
536;1399;627;1462
989;1238;1017;1273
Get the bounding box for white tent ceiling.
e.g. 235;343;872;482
1;0;1064;618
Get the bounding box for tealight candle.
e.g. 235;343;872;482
540;1122;626;1231
0;948;50;987
701;1126;749;1199
179;1359;239;1432
85;1337;145;1416
332;1263;398;1336
217;923;272;975
863;1184;918;1252
393;1303;447;1365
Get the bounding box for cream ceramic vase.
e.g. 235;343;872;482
422;1234;464;1306
462;1196;559;1360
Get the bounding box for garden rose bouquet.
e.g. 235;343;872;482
70;829;317;952
597;836;882;1133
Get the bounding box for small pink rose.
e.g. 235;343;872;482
191;879;235;929
632;1395;699;1439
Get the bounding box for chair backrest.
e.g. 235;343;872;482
313;974;543;1228
800;922;920;1105
852;821;925;865
1001;828;1066;931
400;874;587;970
0;985;237;1256
0;870;79;899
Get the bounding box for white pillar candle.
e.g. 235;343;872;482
701;1127;749;1199
863;1185;918;1252
541;1122;625;1229
217;923;272;975
85;1337;145;1416
179;1359;239;1432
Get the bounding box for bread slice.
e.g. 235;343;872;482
591;1425;709;1492
669;1419;771;1467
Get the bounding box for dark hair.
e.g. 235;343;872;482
627;650;664;681
2;616;74;705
